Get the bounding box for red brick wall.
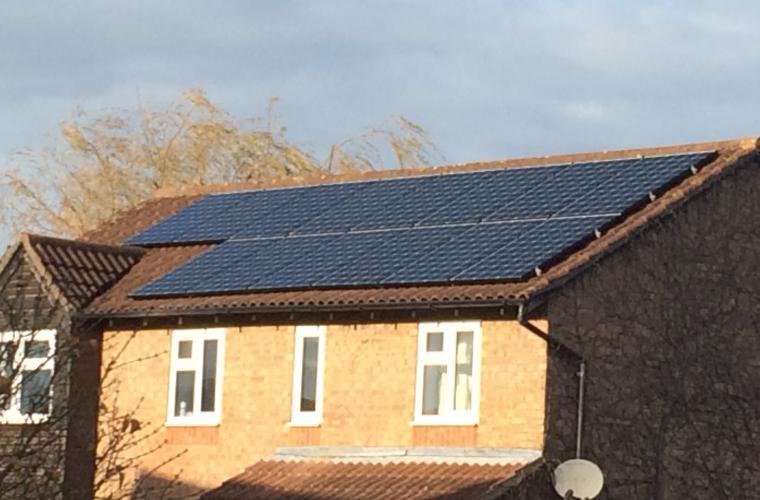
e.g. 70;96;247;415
99;319;547;495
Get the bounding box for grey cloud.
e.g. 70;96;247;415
1;0;760;247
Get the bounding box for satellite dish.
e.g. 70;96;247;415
552;459;604;499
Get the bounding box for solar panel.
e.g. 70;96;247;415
129;151;714;296
137;226;474;295
127;193;243;245
454;216;610;281
561;152;707;216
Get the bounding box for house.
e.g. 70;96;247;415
1;137;759;499
0;234;141;498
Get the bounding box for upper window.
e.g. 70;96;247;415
0;330;55;424
290;325;326;427
167;328;225;426
414;322;481;425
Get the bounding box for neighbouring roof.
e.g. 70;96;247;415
270;446;542;464
199;459;536;500
81;137;759;317
0;233;144;310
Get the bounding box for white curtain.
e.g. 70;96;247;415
454;332;473;411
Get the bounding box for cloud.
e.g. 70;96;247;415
1;0;760;247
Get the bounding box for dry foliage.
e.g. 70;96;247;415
2;89;439;238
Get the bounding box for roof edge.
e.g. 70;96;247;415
22;232;146;256
153;136;759;199
19;233;77;311
0;238;24;282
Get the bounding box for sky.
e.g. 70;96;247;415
2;0;760;247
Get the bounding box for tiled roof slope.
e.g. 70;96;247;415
199;460;529;500
18;234;144;310
82;194;201;246
84;138;760;316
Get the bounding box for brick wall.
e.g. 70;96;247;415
545;152;760;498
99;319;547;496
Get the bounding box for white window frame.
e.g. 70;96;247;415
413;321;482;426
166;328;226;427
0;329;56;425
289;325;326;427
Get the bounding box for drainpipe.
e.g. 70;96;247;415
517;301;587;459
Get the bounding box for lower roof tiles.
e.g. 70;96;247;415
200;457;538;500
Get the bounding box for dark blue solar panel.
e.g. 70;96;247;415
128;152;712;245
454;216;611;281
129;151;714;296
559;152;707;216
127;194;244;245
128;183;364;244
135;239;280;295
137;226;475;295
134;216;608;295
485;159;625;221
379;221;537;284
414;165;566;227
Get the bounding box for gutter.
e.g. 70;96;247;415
517;300;587;460
73;297;525;321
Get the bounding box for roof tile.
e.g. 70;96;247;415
22;234;145;310
200;460;529;500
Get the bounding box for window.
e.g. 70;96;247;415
0;330;55;424
167;328;225;426
414;322;481;425
290;326;325;426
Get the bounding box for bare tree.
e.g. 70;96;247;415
93;331;197;500
1;90;439;239
0;257;191;500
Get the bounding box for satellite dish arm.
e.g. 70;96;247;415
576;361;586;458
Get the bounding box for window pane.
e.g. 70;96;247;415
174;371;195;417
1;343;17;410
178;341;192;359
454;331;474;411
0;342;16;378
426;332;444;352
20;370;52;415
200;340;217;412
422;365;447;415
300;337;319;412
24;340;50;359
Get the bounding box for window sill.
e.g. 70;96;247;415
287;419;322;428
164;418;221;428
410;418;478;427
0;412;50;425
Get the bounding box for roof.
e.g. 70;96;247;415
0;233;144;310
81;137;760;317
82;194;202;246
199;459;536;500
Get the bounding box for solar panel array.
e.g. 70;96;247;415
129;151;713;296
